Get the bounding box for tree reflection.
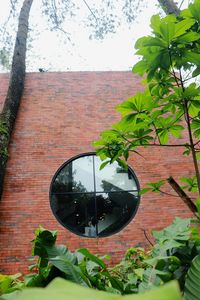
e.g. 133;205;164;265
50;154;139;237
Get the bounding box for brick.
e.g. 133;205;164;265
0;71;194;274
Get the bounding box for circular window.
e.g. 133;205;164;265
49;153;140;238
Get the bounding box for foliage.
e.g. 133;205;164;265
92;2;200;297
0;274;23;296
0;277;182;300
184;254;200;300
1;218;200;298
93;0;200;201
27;220;200;294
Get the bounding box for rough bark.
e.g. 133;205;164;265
0;0;33;198
157;0;180;15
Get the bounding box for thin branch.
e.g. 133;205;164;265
52;0;59;26
129;143;189;148
179;0;185;9
141;228;154;246
159;189;184;198
169;50;180;87
116;130;190;149
82;0;98;22
180;67;200;195
185;101;200;194
152;121;161;144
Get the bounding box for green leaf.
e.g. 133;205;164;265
189;0;200;21
183;149;190;156
142;37;167;48
78;248;106;269
32;227;57;257
116;99;136;116
102;272;124;293
117;159;128;170
180;176;197;193
184;254;200;300
192;67;200;77
139;188;151;195
176;32;200;44
147;180;166;192
191;119;200;130
150;14;162;33
116;92;153;117
99;160;110;170
193;128;200;138
159;21;175;44
173;19;195;39
183;83;200;98
158;130;169;144
132;60;147;76
24;274;46;288
49;256;87;286
0;278;182;300
152;217;191;243
184;52;200;66
139;268;163;292
0;275;12;295
196;197;200;216
169;125;184;138
93;140;107;147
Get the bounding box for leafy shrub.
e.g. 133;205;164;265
1;217;200;299
0;277;182;300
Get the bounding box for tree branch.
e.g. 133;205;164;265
157;0;181;15
82;0;98;22
167;176;200;220
141;228;154;246
129;143;189;148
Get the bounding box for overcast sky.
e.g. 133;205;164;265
0;0;190;72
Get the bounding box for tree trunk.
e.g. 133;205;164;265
0;0;33;199
157;0;180;15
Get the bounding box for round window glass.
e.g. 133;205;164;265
49;153;140;238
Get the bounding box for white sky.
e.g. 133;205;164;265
0;0;190;72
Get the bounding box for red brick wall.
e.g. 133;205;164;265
0;71;193;274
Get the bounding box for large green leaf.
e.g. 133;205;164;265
153;218;191;241
150;14;162;34
132;60;147;76
173;19;195;39
184;52;200;66
0;278;182;300
189;0;200;21
78;248;106;269
159;21;175;44
184;254;200;300
176;32;200;44
49;256;88;286
32;226;57;257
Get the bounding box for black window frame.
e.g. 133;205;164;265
49;152;140;238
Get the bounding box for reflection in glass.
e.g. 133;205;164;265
51;193;97;237
94;156;137;192
95;192;138;237
50;153;140;238
52;156;94;193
